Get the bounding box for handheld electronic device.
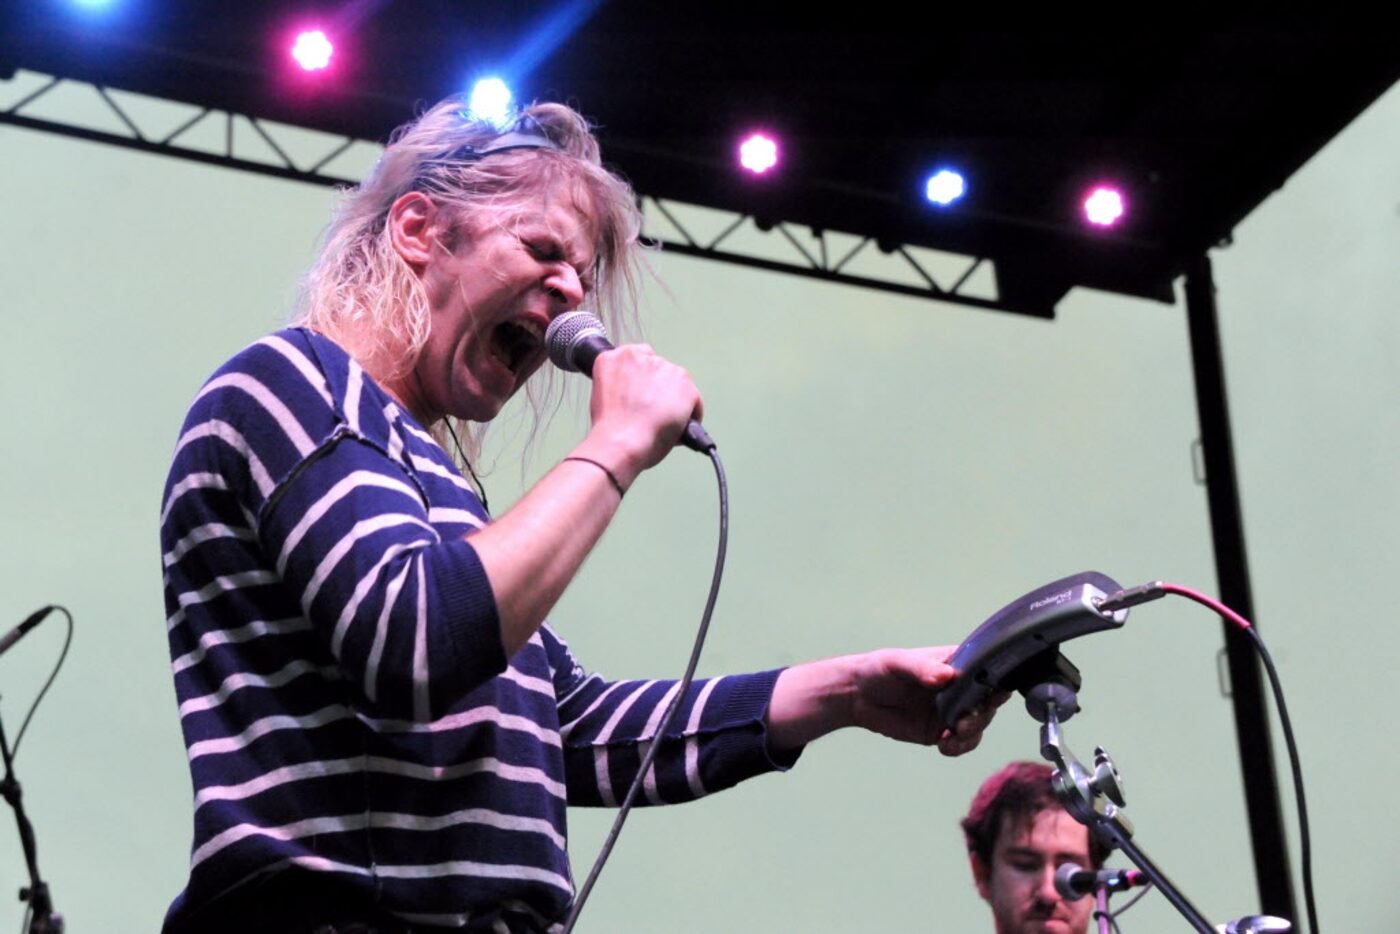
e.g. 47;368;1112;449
935;571;1127;726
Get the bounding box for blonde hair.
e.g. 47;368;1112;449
295;99;645;460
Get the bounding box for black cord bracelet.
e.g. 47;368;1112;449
562;456;626;498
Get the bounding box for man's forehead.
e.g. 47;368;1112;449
995;807;1091;860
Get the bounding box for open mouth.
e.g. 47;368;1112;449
489;320;543;375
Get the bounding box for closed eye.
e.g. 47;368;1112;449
524;238;595;295
523;238;562;261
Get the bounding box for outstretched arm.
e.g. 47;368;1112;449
765;647;1005;756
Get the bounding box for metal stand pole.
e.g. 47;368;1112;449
1183;253;1296;923
0;702;63;933
1093;820;1213;933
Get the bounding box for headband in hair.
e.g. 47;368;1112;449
442;113;562;163
409;114;562;192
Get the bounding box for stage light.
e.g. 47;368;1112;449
739;133;778;175
925;169;966;206
468;78;514;127
1083;186;1125;227
68;0;118;12
291;30;333;71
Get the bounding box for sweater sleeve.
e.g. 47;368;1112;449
256;432;507;718
164;331;507;723
541;626;801;807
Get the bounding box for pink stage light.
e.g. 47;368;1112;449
292;30;334;72
738;133;779;175
1084;186;1125;227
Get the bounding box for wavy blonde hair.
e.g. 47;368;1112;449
295;99;645;461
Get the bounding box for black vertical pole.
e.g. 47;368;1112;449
1182;253;1298;924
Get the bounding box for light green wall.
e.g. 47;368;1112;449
1;74;1394;931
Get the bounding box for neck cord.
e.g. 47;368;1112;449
444;418;490;514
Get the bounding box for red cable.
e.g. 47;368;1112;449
1157;581;1253;630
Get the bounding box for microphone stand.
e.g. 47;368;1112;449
1095;885;1111;934
0;698;63;933
1023;675;1219;934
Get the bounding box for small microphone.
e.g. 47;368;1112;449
545;311;715;453
1054;863;1148;901
1216;916;1292;934
0;606;55;659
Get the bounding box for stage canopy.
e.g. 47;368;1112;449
2;7;1394;315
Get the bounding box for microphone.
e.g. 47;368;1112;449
1216;917;1292;934
0;606;55;659
1054;863;1148;901
545;311;715;453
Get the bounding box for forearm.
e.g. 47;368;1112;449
765;658;857;753
473;345;700;659
556;664;791;806
765;647;978;755
472;434;641;658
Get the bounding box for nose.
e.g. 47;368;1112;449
544;262;584;312
1036;866;1062;905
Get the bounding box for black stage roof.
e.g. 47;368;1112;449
3;5;1395;312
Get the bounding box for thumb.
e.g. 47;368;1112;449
916;656;957;689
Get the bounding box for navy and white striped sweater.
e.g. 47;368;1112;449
161;328;788;931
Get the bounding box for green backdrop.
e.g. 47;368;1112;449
1;73;1395;931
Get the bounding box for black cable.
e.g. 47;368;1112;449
1127;585;1317;934
1091;907;1123;934
1095;880;1153;933
561;446;728;933
10;606;73;758
444;418;490;514
1245;626;1316;934
1108;880;1154;918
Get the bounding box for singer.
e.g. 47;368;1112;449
962;762;1112;934
160;98;1000;933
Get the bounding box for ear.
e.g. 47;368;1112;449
388;191;442;272
969;853;992;902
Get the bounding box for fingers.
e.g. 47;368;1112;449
587;344;703;473
884;646;957;688
936;698;1001;757
912;654;957;689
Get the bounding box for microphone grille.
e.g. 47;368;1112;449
545;311;608;372
1054;863;1086;901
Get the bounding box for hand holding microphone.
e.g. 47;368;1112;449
546;312;716;460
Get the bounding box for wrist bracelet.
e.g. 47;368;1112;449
562;456;626;498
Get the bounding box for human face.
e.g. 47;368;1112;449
401;197;596;425
971;808;1095;934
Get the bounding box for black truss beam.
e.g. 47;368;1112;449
1;71;1032;317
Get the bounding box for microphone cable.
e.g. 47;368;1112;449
1097;583;1316;934
561;445;729;933
2;606;74;758
1094;878;1156;934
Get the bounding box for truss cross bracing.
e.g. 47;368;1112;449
0;70;1018;316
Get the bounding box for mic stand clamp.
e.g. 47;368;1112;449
0;698;64;933
1028;680;1223;934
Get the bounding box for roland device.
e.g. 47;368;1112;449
934;571;1127;727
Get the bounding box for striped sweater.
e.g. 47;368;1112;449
160;328;789;931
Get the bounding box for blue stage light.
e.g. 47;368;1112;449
468;78;514;128
924;169;966;206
